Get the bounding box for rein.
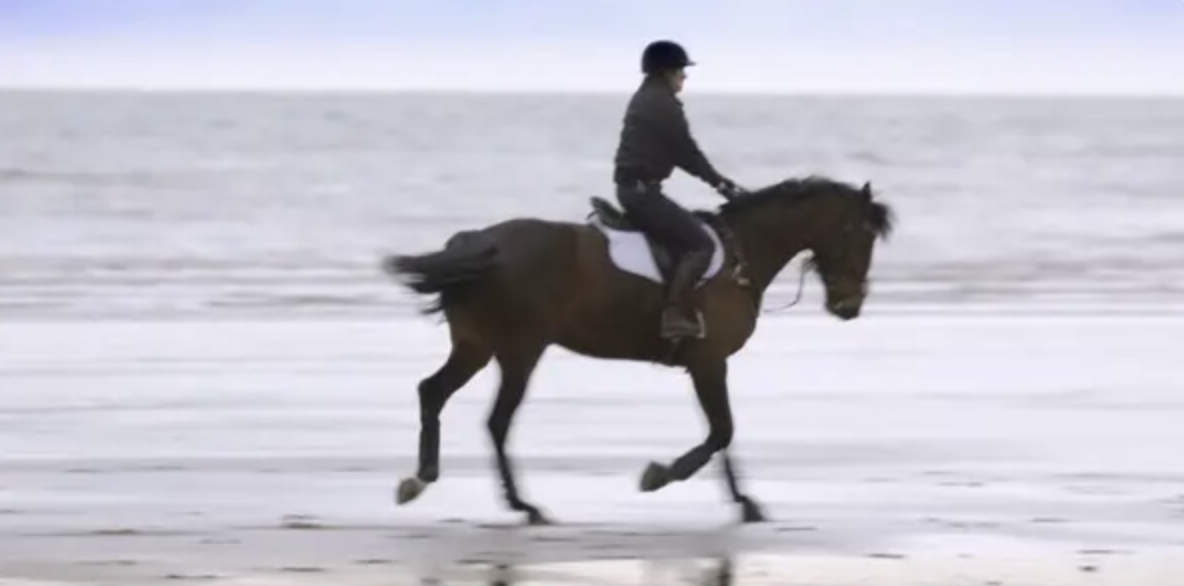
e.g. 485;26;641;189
705;213;812;315
761;258;811;313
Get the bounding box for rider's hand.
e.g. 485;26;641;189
715;178;748;200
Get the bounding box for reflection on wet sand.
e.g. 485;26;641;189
415;558;736;586
3;516;1183;585
404;553;1179;586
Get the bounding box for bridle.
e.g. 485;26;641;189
708;214;870;315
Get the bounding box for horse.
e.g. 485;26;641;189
379;175;895;525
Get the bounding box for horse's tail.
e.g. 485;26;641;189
380;231;499;315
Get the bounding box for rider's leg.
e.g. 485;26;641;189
615;182;714;339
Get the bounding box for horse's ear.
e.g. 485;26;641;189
860;181;872;202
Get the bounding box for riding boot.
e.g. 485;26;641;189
660;251;710;340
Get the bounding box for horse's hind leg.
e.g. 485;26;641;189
395;331;491;506
487;341;548;525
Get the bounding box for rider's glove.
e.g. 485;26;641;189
715;178;748;200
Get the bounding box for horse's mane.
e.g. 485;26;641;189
717;175;895;239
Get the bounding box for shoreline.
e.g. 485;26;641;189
4;301;1184;324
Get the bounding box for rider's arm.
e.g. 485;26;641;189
658;96;727;187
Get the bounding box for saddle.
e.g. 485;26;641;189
587;197;722;285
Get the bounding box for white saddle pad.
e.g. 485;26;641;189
590;218;725;286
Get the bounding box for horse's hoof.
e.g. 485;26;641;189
739;497;767;524
526;509;553;526
639;462;671;493
395;477;428;505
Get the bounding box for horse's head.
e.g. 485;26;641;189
718;176;895;320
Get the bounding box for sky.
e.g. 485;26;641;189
1;0;1182;94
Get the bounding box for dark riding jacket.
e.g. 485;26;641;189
612;76;726;189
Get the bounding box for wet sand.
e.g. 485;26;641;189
3;315;1184;584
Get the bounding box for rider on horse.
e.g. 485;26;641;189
612;40;748;341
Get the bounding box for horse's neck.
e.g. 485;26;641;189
723;212;811;295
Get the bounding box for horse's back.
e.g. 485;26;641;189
455;217;588;311
475;217;653;313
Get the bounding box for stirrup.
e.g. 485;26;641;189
661;309;706;340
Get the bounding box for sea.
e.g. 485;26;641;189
2;91;1182;319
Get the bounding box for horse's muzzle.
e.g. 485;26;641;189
828;297;862;320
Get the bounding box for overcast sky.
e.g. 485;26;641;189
1;0;1181;94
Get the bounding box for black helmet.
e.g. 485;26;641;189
641;40;694;75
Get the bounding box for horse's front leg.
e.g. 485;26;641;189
719;448;765;523
637;358;766;523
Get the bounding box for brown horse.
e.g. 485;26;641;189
380;175;895;525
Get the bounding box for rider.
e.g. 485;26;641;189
612;39;748;340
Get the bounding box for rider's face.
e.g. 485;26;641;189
668;69;686;93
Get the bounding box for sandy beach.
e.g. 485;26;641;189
3;313;1184;584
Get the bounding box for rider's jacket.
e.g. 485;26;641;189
612;76;725;189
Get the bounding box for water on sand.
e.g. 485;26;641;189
3;316;1184;584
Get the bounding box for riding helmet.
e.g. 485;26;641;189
641;40;695;74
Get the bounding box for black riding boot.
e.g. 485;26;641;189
661;250;710;340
